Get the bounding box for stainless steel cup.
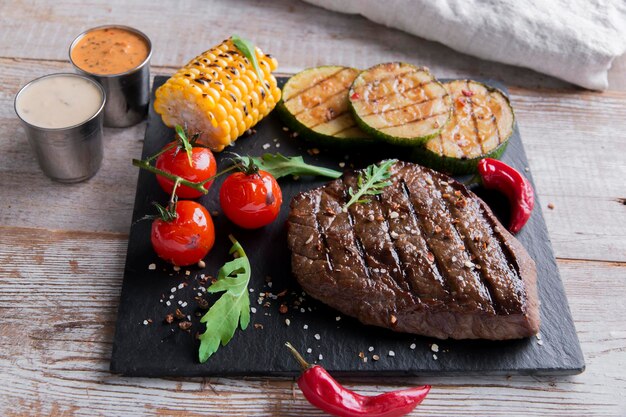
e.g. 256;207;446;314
69;25;152;128
14;73;106;183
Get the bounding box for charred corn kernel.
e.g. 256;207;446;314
154;38;281;151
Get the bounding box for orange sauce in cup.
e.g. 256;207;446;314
71;27;149;75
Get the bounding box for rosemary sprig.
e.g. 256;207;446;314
175;125;194;166
342;160;396;212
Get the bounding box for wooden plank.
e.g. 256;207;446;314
0;226;624;415
509;87;626;262
1;59;625;261
0;0;588;90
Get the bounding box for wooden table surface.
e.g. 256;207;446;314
1;1;625;415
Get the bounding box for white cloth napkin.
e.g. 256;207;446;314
303;0;626;90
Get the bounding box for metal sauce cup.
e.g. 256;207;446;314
14;73;106;183
69;25;152;128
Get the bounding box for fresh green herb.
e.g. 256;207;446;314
247;153;342;179
175;125;194;166
198;236;251;363
343;160;396;211
231;35;264;87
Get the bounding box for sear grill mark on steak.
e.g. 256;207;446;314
397;179;452;303
401;168;494;313
443;183;525;314
287;161;540;340
342;172;413;302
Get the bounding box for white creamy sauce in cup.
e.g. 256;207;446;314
15;74;103;129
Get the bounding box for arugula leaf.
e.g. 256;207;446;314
231;35;264;88
175;125;194;167
198;237;251;363
343;160;396;211
249;153;342;179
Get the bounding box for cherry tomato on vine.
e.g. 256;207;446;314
151;200;215;266
220;170;282;229
155;141;217;198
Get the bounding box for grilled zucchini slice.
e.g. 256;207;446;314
277;66;371;145
348;62;452;146
411;80;515;174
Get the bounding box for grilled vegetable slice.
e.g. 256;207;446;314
348;62;452;146
412;80;515;174
277;66;371;145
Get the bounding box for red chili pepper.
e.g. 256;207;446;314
285;342;430;417
477;158;535;234
350;92;360;100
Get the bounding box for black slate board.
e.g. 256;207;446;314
110;76;585;377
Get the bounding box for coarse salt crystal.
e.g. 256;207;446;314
300;308;305;313
433;354;438;360
368;346;374;352
390;231;399;239
178;283;184;289
169;294;174;300
143;320;149;325
251;307;257;313
388;350;395;357
262;143;271;149
285;319;291;326
303;325;308;330
306;348;312;354
410;343;416;350
464;260;475;268
339;162;346;168
314;334;321;340
148;263;156;270
318;354;323;360
451;256;457;262
166;301;171;306
177;300;183;305
249;288;254;292
170;287;177;293
185;270;191;276
537;340;544;346
335;316;341;321
431;343;439;353
276;143;281;148
389;211;399;219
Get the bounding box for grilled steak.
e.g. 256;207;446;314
287;161;539;340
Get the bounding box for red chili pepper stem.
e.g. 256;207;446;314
285;342;311;371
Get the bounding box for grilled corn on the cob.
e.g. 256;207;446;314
154;38;281;151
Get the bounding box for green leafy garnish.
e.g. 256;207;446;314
343;160;396;211
249;153;342;179
175;125;194;166
198;236;251;363
231;35;264;88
